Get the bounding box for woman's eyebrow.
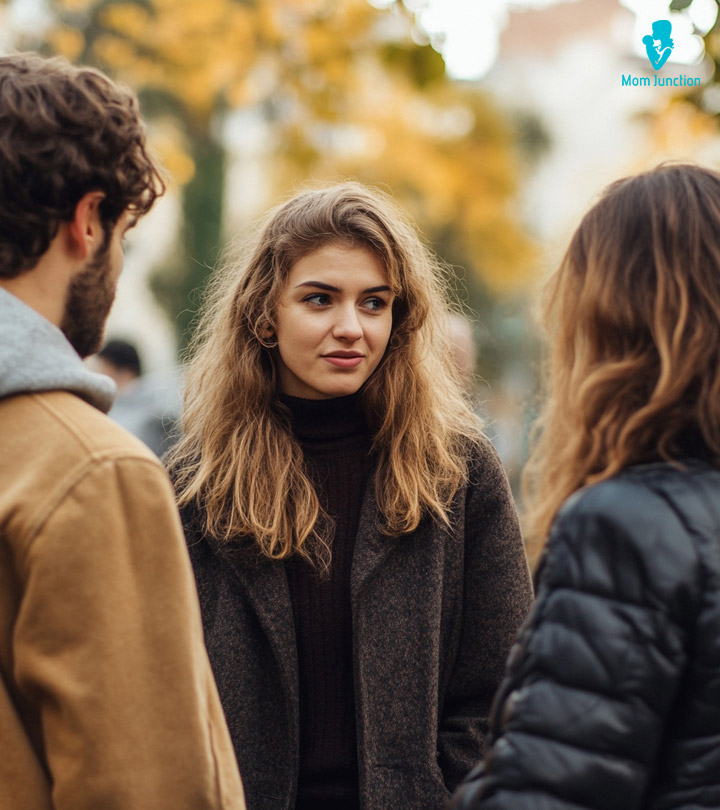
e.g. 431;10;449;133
294;281;391;294
294;281;339;291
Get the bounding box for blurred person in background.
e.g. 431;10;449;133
97;337;143;387
167;182;533;810
448;313;478;385
95;338;180;458
449;163;720;810
446;315;523;488
0;52;245;810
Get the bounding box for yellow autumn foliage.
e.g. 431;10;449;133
48;26;85;61
98;3;150;41
149;121;196;186
647;99;718;157
58;0;93;10
36;0;534;292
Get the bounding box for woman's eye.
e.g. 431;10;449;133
364;297;387;312
303;293;330;307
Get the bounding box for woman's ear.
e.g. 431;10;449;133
259;323;278;348
68;191;106;260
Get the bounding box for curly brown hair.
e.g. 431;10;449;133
0;52;165;278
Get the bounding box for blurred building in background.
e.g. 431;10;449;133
485;0;718;249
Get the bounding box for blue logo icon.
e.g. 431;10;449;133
642;20;674;71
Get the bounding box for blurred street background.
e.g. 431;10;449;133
3;0;720;493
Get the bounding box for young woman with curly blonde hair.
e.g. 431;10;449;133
450;163;720;810
167;182;532;810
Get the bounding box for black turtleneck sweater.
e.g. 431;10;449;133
280;393;374;810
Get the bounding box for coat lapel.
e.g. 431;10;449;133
351;477;398;603
215;542;299;731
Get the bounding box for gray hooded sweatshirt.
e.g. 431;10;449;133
0;287;115;412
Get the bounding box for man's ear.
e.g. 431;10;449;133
68;191;106;260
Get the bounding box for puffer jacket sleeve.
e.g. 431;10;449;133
437;438;534;791
448;475;701;810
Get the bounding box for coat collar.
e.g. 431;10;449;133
351;476;398;605
210;468;403;770
214;471;398;682
210;538;300;738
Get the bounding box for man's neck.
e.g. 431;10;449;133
0;230;76;328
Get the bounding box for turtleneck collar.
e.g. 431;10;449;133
278;391;369;443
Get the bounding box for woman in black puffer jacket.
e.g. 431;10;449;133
449;163;720;810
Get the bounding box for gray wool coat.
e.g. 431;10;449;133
181;438;533;810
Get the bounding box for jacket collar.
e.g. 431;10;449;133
210;469;398;715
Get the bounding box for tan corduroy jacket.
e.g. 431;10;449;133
0;390;246;810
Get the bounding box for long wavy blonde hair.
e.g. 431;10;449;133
523;163;720;555
168;181;482;566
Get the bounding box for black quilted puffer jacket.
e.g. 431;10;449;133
449;459;720;810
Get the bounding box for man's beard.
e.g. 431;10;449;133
60;234;117;358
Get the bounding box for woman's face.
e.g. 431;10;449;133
273;243;394;399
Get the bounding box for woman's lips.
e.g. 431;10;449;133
322;355;364;368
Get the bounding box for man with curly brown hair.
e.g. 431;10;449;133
0;53;245;810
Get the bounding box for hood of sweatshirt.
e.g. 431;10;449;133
0;287;116;413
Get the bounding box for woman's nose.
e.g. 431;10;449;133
332;305;363;341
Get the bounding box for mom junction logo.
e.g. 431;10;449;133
643;19;674;70
622;18;701;88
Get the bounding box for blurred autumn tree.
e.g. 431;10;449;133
686;0;720;109
17;0;535;353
